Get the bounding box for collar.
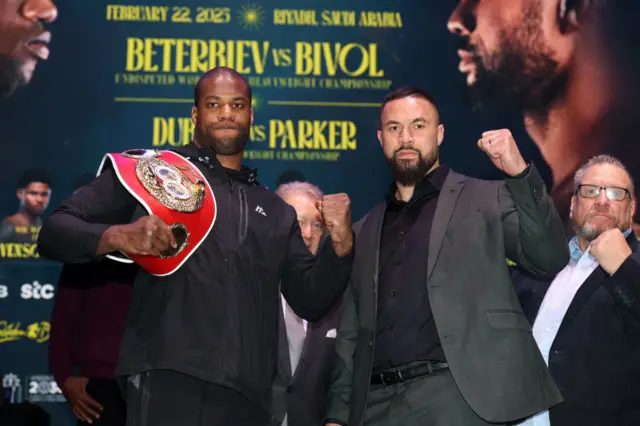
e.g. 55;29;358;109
386;165;449;206
173;144;260;186
569;228;633;263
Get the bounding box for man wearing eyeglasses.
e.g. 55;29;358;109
272;181;343;426
512;154;640;426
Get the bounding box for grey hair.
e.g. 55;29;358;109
275;181;324;201
573;154;635;197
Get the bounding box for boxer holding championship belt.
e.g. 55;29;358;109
96;148;216;276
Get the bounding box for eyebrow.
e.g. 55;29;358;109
204;96;249;102
383;117;428;127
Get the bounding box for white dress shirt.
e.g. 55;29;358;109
518;230;631;426
281;295;308;333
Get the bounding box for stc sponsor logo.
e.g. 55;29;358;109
0;281;56;300
21;281;55;300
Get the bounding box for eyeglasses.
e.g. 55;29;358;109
576;184;631;201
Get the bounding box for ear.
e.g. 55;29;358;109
250;107;254;126
557;0;588;34
191;106;197;127
377;129;383;148
569;194;577;221
436;124;445;147
16;189;24;201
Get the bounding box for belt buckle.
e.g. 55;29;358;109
380;370;403;386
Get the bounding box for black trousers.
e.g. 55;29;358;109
124;370;272;426
364;364;501;426
79;378;127;426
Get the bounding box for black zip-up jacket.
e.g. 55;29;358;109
37;144;354;412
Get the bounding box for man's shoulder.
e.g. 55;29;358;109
250;185;297;226
3;213;27;227
353;202;387;235
447;167;503;189
253;185;292;210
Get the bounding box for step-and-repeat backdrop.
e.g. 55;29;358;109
0;1;638;425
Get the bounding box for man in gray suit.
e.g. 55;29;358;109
324;86;569;426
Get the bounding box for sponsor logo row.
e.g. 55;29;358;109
2;373;66;403
0;281;55;300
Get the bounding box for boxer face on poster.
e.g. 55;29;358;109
18;180;51;216
0;0;57;98
447;0;573;113
191;68;254;158
377;94;444;186
446;0;640;230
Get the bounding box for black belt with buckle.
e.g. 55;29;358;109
370;361;449;386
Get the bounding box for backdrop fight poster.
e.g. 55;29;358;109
0;1;638;425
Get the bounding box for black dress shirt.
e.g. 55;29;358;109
372;165;449;371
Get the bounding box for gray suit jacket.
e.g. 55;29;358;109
272;298;342;426
325;165;568;425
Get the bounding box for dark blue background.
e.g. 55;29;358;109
0;1;550;425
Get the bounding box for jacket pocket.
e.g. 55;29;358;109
485;310;532;332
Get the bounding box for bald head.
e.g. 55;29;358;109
194;67;252;105
190;67;254;159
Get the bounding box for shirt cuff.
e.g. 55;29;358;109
51;366;73;388
505;163;531;180
504;163;546;205
84;223;112;259
611;255;640;280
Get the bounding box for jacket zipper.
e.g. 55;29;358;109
238;186;248;242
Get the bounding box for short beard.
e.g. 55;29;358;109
386;147;438;186
573;222;599;242
573;212;632;242
464;4;565;116
196;125;250;156
0;55;25;98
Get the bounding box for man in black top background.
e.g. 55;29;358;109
37;67;354;426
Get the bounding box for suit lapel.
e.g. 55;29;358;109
555;267;607;339
292;322;322;381
277;301;293;381
555;236;638;338
295;299;341;378
357;202;386;295
427;172;466;280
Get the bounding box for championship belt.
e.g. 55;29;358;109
97;149;216;276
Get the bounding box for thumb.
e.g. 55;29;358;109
477;139;488;153
168;228;177;249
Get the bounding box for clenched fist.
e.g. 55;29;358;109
477;129;528;177
590;228;632;275
315;193;353;256
99;215;177;257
